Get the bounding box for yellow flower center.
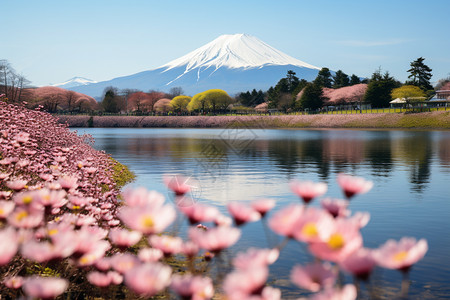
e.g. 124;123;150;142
0;208;4;215
48;229;58;236
16;211;28;221
141;216;154;228
22;195;33;204
302;222;318;237
394;251;408;262
328;233;345;250
72;205;80;210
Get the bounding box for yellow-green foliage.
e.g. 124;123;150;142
391;85;426;103
170;95;191;112
188;89;234;111
110;157;136;189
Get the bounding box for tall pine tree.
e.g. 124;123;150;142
407;57;433;92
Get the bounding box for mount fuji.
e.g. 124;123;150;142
52;77;97;89
70;34;321;98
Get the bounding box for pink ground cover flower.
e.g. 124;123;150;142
373;237;428;271
109;228;142;248
6;179;28;191
22;276;69;299
308;284;357;300
118;202;176;235
233;248;279;270
268;204;304;238
223;267;268;299
170;274;214;300
163;174;193;195
189;225;241;252
122;187;165;208
7;207;43;229
87;271;123;287
138;248;164;262
0;227;19;265
0;200;15;218
227;202;261;226
290;180;328;204
339;248;376;280
124;262;172;297
309;219;363;262
110;253;140;274
4;275;24;289
321;198;350;218
179;203;219;224
292;207;335;244
149;235;183;256
337;174;373;199
251;198;276;217
290;262;336;292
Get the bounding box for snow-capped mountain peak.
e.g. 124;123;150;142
52;77;97;89
161;33;320;72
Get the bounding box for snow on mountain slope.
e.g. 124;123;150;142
162;33;319;71
52;77;97;89
71;34;321;97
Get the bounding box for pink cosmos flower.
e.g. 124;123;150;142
179;203;219;224
214;214;233;226
309;219;363;262
251;198;276;217
124;262;172;297
138;248;164;262
87;271;123;287
7;207;43;229
22;276;69;299
339;248;376;280
118;203;176;235
149;235;183;256
290;262;336;292
337;174;373;199
21;239;75;262
372;237;428;271
4;276;24;289
0;227;19;265
321;198;350;218
163;174;193;196
6;179;28;191
223;267;268;299
110;253;141;274
14;131;30;143
0;200;15;218
233;248;279;270
346;212;370;228
122;188;167;207
181;241;200;257
189;226;241;253
289;180;328;204
291;207;335;244
268;204;304;238
109;228;142;249
227;202;261;226
57;175;78;191
170;274;214;300
309;284;357;300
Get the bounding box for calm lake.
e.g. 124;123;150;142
74;127;450;299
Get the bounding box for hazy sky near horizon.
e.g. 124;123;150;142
3;0;450;87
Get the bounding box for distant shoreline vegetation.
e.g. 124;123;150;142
58;111;450;130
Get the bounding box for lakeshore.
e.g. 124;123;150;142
58;111;450;129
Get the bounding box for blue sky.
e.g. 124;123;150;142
3;0;450;87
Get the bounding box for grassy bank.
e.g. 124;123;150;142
57;111;450;130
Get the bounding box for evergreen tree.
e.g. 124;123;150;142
286;70;300;92
333;70;350;88
406;57;433;91
299;82;326;110
102;87;120;113
364;70;401;108
314;67;333;88
350;74;361;85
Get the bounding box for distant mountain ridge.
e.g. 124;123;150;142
70;34;321;98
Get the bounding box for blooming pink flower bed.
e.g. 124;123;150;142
58;111;450;129
1;102;429;299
